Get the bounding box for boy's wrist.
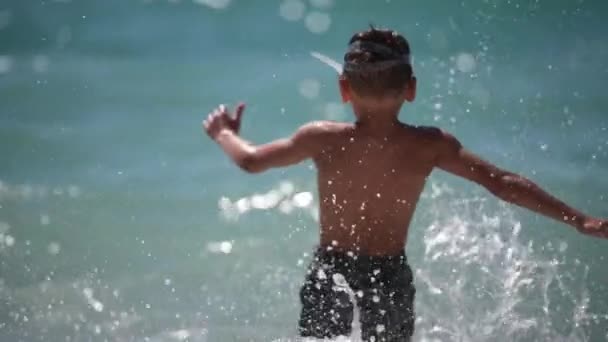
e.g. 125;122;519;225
213;128;236;142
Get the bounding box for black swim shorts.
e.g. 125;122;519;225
298;246;416;341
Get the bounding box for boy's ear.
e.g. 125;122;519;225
339;76;351;103
404;76;417;102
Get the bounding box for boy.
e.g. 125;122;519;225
203;27;607;341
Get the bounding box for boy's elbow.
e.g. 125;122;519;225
236;154;265;174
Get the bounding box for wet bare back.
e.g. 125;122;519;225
314;122;439;255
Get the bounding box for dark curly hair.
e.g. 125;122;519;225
343;26;413;97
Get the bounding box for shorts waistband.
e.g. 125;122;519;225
314;245;408;265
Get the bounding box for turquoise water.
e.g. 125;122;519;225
1;0;607;341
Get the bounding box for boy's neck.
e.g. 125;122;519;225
352;103;402;132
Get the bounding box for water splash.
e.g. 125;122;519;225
268;182;604;342
413;185;602;342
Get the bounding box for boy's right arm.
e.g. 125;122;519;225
203;104;328;174
435;130;608;239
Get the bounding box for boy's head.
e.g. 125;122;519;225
340;26;416;105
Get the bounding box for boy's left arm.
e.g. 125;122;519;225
435;129;608;239
203;104;324;173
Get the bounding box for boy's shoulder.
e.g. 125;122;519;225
296;121;458;149
296;120;354;137
401;124;460;154
301;120;354;131
291;121;353;151
402;124;447;140
411;126;465;166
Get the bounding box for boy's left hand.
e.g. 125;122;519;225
203;103;246;140
578;217;608;239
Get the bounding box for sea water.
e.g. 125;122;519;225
1;0;607;341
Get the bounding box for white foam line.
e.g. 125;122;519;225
310;51;343;74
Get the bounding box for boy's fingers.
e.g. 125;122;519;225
235;103;246;121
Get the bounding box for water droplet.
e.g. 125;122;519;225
279;0;306;21
292;192;313;208
40;214;51;226
47;242;61;255
0;55;13;74
4;234;15;247
317;269;327;279
304;11;331;34
67;185;81;198
219;241;232;254
92;301;104;312
169;330;191;341
206;240;233;254
32;55;49;73
298;78;320;99
235;197;251;213
83;287;94;298
455;53;476;73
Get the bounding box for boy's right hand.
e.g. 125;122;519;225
578;217;608;239
203;103;246;140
